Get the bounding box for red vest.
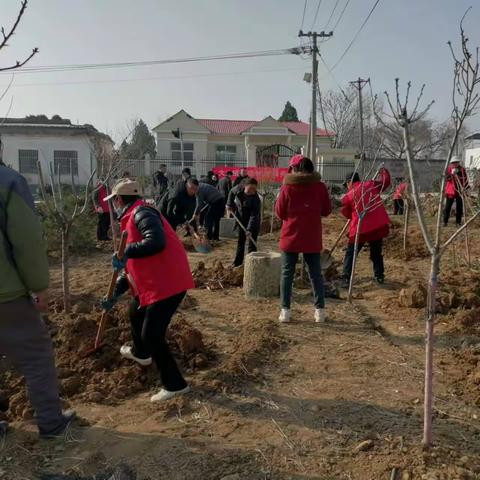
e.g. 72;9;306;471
98;185;110;212
445;164;468;198
120;200;195;307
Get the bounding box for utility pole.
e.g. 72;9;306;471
350;77;370;159
299;30;333;162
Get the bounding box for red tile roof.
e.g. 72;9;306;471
196;118;332;137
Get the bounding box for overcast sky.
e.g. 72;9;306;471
1;0;479;143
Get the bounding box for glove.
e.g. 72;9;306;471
101;296;119;312
112;253;127;272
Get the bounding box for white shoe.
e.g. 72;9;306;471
120;345;152;366
150;386;191;403
314;308;326;323
279;308;291;323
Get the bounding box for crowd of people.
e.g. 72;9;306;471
0;153;473;439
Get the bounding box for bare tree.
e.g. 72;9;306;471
383;11;480;447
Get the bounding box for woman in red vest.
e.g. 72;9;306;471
444;156;469;226
102;178;195;402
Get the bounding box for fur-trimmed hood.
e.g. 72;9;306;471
283;172;322;186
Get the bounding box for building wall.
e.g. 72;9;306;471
3;133;94;185
465;147;480;169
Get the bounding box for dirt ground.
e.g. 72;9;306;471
2;213;480;480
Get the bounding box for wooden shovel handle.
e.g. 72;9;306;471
94;231;128;348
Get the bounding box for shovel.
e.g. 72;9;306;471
185;223;212;254
320;220;350;271
232;214;258;249
84;231;128;356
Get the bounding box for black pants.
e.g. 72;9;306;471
393;199;404;215
342;239;384;280
97;212;111;241
233;224;258;267
205;199;225;241
128;292;187;392
444;194;463;226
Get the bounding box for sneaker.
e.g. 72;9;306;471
150;386;190;403
120;345;152;366
314;308;326;323
278;308;291;323
39;409;77;440
375;277;385;285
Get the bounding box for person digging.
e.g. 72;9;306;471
101;178;195;402
340;168;391;287
226;177;261;267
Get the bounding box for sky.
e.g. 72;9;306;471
0;0;479;144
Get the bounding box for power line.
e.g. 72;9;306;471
311;0;323;29
330;0;383;71
300;0;308;31
0;66;306;88
324;0;341;31
332;0;351;31
318;53;352;102
1;47;307;75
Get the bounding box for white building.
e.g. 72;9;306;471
465;132;480;169
152;110;356;177
1;116;113;187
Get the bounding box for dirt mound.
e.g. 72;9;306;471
398;282;427;308
1;304;211;420
384;223;430;259
193;261;243;289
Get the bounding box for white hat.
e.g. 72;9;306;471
450;156;461;164
103;178;141;201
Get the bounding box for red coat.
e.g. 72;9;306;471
275;172;332;253
445;163;468;198
393;182;407;200
95;185;110;212
341;168;391;244
121;200;195;307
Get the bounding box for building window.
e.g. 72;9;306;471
18;149;39;174
215;145;237;163
54;150;78;175
170;142;194;167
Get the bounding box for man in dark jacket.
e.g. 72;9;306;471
186;179;225;241
0;164;75;438
217;171;233;201
233;168;248;187
174;167;191;192
227;178;261;266
160;181;196;230
102;178;194;402
152;165;169;199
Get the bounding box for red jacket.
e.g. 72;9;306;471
275;172;332;253
393;182;407;200
95;184;110;212
121;200;195;307
445;163;468;198
341;168;391;244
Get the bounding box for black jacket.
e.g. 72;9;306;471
227;186;261;233
217;176;232;199
233;174;248;187
160;184;196;228
153;172;169;196
114;204;167;297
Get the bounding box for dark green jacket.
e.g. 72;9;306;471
0;165;49;303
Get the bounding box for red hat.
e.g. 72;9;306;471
289;154;304;168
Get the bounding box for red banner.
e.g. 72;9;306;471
212;166;288;183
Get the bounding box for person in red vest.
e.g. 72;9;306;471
341;167;391;287
444;156;469;227
275;155;332;324
392;178;408;215
92;179;111;241
101;178;195;402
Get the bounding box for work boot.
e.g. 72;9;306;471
278;308;291;323
150;386;190;403
39;409;77;440
120;345;152;366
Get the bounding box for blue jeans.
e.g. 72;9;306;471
281;252;325;309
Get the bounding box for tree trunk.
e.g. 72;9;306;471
347;215;364;303
403;200;410;253
423;254;440;447
61;227;71;313
244;251;282;298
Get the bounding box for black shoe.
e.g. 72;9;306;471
39;409;77;440
375;277;385;285
0;421;8;439
340;278;350;289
